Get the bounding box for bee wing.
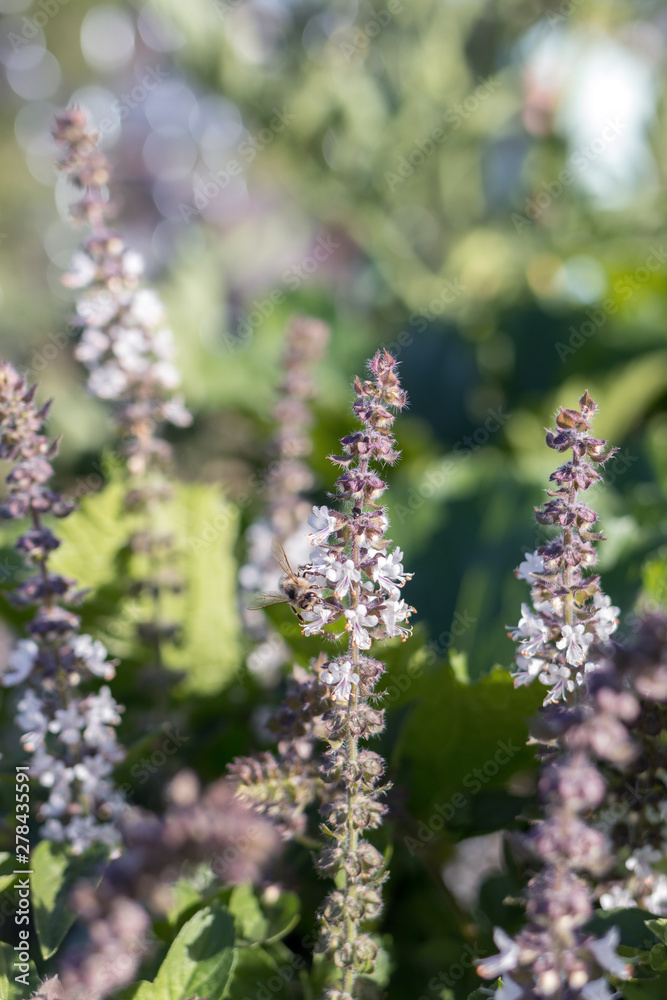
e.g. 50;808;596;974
271;537;296;579
247;591;286;610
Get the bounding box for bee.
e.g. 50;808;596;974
247;538;321;622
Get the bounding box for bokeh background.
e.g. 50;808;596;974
2;0;667;997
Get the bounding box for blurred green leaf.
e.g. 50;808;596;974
51;479;241;696
392;659;542;823
0;941;36;1000
128;900;236;1000
31;841;109;959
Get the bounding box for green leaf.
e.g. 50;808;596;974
623;972;667;999
647;918;667;946
227;945;296;1000
31;841;109;959
260;891;300;945
229;883;268;943
51;479;242;696
650;943;667;972
137;900;237;1000
228;885;300;946
391;659;542;827
160;483;241;695
0;941;37;1000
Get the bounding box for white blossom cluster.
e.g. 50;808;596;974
600;830;667;916
299;504;413;702
509;549;619;704
64;248;191;431
3;634;125;854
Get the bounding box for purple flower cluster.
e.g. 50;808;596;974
296;352;413;996
479;393;635;998
231;351;412;998
478;672;638;997
52;107;191;480
0;362;124;852
509;392;620;704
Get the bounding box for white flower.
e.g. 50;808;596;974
301;605;334;636
31;749;70;790
599;884;635;910
508;604;549;657
510;655;545;688
41;818;66;842
516;550;544;581
62;251;97;289
112;327;149;373
556;623;594;666
66;815;107;855
380;598;412;639
541;663;576;704
128;289;164;327
151;360;181;389
646;872;667;914
76;290;118;327
81;687;123;748
71;634;115;680
16;690;47;737
3;639;39;686
591;593;620;640
88;362;128;400
122;250;144;278
48;705;85;745
321;660;360;703
74;328;109;365
581;980;616;1000
326;558;360;599
73;754;114;795
477;928;520;979
152;327;175;359
588;927;630;979
373;548;407;596
161;397;193;428
626;846;662;881
307;505;337;546
344;605;378;649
